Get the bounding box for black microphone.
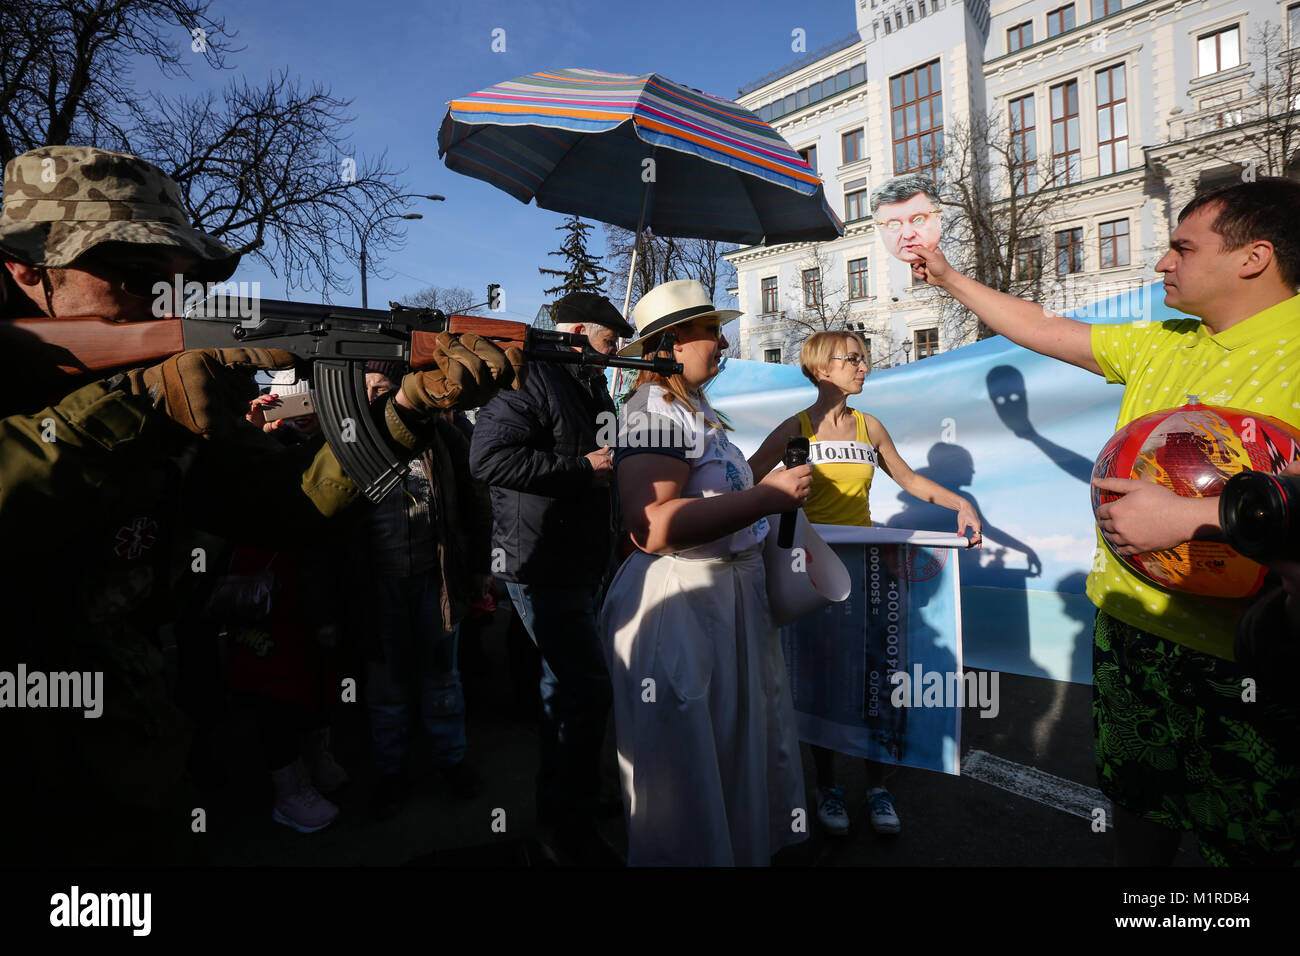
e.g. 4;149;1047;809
777;436;810;549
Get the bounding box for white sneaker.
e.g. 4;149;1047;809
816;787;851;836
866;787;901;834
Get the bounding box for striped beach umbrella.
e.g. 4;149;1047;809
437;67;844;248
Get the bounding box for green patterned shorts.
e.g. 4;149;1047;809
1093;610;1300;866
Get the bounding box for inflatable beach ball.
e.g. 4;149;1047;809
1091;401;1300;598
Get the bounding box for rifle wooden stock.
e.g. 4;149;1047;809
2;316;184;376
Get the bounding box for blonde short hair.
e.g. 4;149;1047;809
800;330;870;385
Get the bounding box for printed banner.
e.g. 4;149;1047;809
780;539;964;775
712;283;1179;684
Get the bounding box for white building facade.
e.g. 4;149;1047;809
726;0;1299;367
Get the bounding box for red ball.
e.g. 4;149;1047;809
1091;401;1300;598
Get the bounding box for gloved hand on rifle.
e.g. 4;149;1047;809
396;332;526;416
124;347;297;440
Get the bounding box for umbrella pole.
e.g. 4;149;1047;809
623;243;639;319
614;170;653;402
622;148;655;318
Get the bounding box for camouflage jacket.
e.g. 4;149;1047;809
0;376;424;836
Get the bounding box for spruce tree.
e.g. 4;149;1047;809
539;215;610;297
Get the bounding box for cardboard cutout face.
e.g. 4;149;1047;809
873;186;943;263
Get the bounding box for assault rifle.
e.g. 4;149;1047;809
1;295;679;502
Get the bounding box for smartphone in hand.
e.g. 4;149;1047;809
261;391;315;422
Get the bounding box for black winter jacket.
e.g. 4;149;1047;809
469;354;616;587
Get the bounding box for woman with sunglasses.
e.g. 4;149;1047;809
601;280;812;866
748;330;982;839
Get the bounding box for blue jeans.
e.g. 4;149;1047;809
506;581;611;825
366;573;466;774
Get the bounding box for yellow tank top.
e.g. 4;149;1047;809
798;409;877;527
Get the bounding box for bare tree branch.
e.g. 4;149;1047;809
603;225;737;309
937;111;1067;343
399;285;486;315
129;71;408;297
778;244;857;361
0;0;240;163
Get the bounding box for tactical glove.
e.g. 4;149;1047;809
400;332;526;413
125;348;297;439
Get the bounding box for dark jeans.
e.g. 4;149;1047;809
506;581;612;826
367;573;466;775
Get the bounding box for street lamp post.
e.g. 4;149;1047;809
902;338;912;364
359;194;445;308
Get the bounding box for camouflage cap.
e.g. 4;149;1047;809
0;146;239;281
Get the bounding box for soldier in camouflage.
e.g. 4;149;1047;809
0;146;522;863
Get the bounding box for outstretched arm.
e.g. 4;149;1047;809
912;246;1102;375
867;415;982;546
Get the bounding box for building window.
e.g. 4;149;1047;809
844;177;868;221
917;2;926;18
896;12;904;29
842;128;864;165
907;5;915;23
1290;4;1300;48
1008;21;1033;53
1050;79;1081;185
1009;93;1037;194
1015;236;1043;280
1047;4;1075;37
1096;64;1128;176
847;258;870;299
890;59;944;180
1055;227;1084;274
761;276;779;313
884;18;893;35
1099;218;1130;268
802;268;823;308
764;348;782;363
915;327;939;359
1090;0;1119;19
1198;26;1241;77
798;145;818;173
757;63;867;123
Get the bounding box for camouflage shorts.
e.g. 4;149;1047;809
1093;610;1300;866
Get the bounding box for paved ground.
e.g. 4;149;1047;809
197;593;1207;868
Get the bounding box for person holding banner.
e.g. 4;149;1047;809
749;330;982;837
600;279;813;866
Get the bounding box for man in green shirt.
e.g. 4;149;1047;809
913;178;1300;865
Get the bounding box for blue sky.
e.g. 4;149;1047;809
143;0;855;319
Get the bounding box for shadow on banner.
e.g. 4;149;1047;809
713;281;1181;685
780;541;963;775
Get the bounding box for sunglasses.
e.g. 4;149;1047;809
74;256;182;298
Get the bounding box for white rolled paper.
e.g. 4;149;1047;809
811;525;973;549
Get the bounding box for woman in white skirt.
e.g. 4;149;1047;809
601;280;812;866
